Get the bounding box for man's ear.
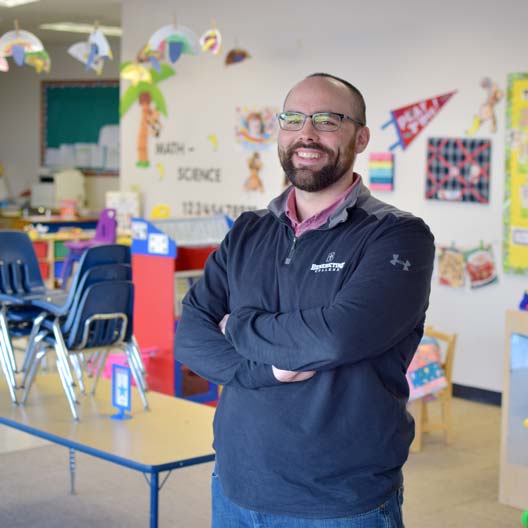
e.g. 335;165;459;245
355;126;370;154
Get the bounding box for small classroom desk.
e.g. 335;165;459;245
0;375;216;528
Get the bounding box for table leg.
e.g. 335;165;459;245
69;448;76;494
149;471;159;528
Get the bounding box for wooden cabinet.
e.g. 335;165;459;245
499;309;528;509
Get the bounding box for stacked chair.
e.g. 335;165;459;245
0;230;148;420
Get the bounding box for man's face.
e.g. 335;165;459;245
278;77;365;192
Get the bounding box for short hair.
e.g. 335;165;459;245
305;72;367;125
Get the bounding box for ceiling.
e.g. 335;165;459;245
0;0;121;47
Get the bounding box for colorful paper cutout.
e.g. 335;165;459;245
225;48;250;66
68;26;112;74
244;152;264;192
465;244;498;288
425;137;491;203
200;28;222;55
368;152;394;191
467;77;503;135
503;73;528;273
235;107;278;152
120;62;175;168
0;24;49;74
148;24;200;64
437;246;465;288
382;91;456;150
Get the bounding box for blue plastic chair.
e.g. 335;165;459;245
21;280;148;420
0;230;50;403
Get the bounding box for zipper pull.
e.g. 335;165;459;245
284;237;297;265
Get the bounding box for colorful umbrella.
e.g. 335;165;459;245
148;24;200;63
225;48;250;66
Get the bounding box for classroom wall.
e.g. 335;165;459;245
0;41;121;209
121;0;528;392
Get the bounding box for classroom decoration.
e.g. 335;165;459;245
147;24;200;64
368;152;394;191
200;27;222;55
464;243;498;288
425;137;491;203
235;106;278;152
503;72;528;273
244;152;264;192
0;20;50;74
382;91;456;151
120;62;175;168
68;26;113;75
467;77;503;135
225;47;250;66
406;336;447;401
437;245;465;288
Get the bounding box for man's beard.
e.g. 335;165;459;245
279;138;356;192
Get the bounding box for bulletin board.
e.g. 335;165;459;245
40;80;119;176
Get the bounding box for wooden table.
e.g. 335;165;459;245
0;375;215;527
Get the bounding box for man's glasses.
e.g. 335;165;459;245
277;111;365;132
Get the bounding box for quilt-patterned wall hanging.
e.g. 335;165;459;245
425;137;491;203
503;72;528;273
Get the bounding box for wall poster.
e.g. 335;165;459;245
504;72;528;273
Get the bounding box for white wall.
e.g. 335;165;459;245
121;0;528;392
0;41;121;207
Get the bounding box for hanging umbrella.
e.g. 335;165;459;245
68;41;104;74
0;57;8;72
148;24;200;63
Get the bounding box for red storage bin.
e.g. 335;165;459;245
174;245;217;271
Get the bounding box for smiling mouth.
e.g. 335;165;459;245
295;149;326;161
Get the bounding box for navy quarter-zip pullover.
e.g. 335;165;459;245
175;178;435;518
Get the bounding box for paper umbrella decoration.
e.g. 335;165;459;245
0;25;50;73
147;24;200;65
68;27;113;74
225;47;251;66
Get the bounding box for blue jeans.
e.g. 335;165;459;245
211;470;405;528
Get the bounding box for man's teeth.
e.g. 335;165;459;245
297;151;321;159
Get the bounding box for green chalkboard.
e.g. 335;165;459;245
41;80;119;174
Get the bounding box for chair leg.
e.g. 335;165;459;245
441;395;454;445
0;330;17;404
90;349;110;395
21;312;47;373
0;308;17;374
124;344;149;411
410;399;423;453
20;330;47;389
21;342;47;405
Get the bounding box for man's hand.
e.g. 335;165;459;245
218;314;230;335
272;366;316;383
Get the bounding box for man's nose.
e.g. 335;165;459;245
298;117;320;142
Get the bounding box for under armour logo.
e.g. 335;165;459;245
390;254;411;271
326;252;335;263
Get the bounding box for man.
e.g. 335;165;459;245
175;73;435;527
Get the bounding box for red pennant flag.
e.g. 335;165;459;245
382;91;456;150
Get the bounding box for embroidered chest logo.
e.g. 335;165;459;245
311;252;345;273
390;254;411;271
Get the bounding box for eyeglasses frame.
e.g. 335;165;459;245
276;111;366;132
